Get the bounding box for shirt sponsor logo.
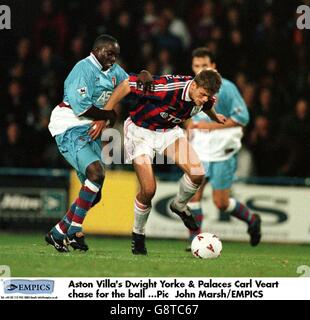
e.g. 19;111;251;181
97;91;112;104
160;112;182;123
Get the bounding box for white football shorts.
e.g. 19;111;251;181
124;117;185;163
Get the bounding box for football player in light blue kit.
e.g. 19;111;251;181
187;48;261;248
46;35;128;252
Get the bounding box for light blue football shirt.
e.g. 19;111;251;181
193;78;249;126
63;53;128;116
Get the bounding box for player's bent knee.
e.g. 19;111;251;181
214;199;229;211
86;162;105;186
87;171;105;186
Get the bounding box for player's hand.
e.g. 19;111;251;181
192;121;211;130
102;109;117;128
88;120;107;140
214;113;227;124
202;96;217;112
137;70;154;92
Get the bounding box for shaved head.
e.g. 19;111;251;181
92;34;120;71
93;34;118;50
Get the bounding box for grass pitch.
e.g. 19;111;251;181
0;232;309;277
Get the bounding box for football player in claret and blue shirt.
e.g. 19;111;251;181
187;48;262;248
46;34;128;252
103;69;226;255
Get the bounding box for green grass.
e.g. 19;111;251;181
0;232;309;277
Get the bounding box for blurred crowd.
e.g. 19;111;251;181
0;0;310;177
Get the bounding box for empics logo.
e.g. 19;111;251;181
296;5;310;29
5;284;18;291
0;5;11;30
4;280;54;294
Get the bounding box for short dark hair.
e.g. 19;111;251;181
192;47;216;64
194;69;222;96
93;34;118;50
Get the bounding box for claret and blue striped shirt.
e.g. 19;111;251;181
127;74;210;130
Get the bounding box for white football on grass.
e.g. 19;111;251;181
191;232;222;259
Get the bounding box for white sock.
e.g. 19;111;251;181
174;174;200;210
187;201;202;210
133;198;151;235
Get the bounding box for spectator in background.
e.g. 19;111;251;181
278;98;310;177
259;56;278;90
33;45;65;103
113;10;138;69
66;36;87;70
0;122;28;167
144;59;158;75
204;39;220;64
8;38;36;100
13;38;34;75
192;0;217;47
224;28;247;77
242;82;257;132
33;0;69;54
256;87;274;123
158;49;175;74
234;71;248;93
247;115;289;177
154;15;183;57
225;5;242;31
261;56;288;114
140;41;155;67
16;38;32;64
138;1;158;42
210;25;224;47
28;93;54;167
34;93;52;132
9;63;24;82
255;10;283;57
91;0;115;37
242;83;256;110
162;7;191;49
247;116;277;176
3;81;28;126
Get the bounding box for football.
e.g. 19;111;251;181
191;232;222;259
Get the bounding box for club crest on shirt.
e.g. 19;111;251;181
190;105;203;116
77;87;87;97
111;76;117;88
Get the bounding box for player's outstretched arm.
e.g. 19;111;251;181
200;96;226;124
103;70;154;112
82;80;131;128
82;106;118;127
104;79;131;111
204;107;227;124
